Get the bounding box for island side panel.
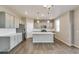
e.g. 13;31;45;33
0;37;10;52
33;34;54;43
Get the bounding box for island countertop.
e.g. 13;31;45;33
0;33;22;37
32;32;55;34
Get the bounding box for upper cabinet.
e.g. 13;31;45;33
19;17;26;25
19;19;25;25
0;12;20;28
14;17;19;28
5;13;14;28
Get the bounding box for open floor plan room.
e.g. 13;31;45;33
0;5;79;54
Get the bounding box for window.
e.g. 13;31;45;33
55;18;60;32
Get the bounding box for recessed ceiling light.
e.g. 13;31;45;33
37;20;40;23
43;5;52;9
47;20;50;23
43;5;47;7
25;11;28;15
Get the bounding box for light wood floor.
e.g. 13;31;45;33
10;38;79;54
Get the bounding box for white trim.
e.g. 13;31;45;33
73;44;79;48
55;35;72;46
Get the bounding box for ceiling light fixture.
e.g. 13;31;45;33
37;20;40;23
43;5;52;9
47;20;50;23
43;5;53;19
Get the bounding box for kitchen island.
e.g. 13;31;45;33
0;33;22;52
32;32;55;43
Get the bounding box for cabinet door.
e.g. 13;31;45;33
17;18;19;28
5;13;15;28
14;35;18;46
15;17;19;28
10;15;14;28
5;13;11;28
10;36;15;49
17;34;22;44
17;34;21;43
20;34;22;42
17;34;20;44
15;34;21;46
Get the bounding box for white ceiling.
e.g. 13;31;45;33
2;5;79;19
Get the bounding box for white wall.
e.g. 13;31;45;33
55;12;72;46
26;18;33;38
74;8;79;48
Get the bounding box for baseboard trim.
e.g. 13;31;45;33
73;44;79;48
59;39;72;46
55;37;72;46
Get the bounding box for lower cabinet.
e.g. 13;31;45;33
0;33;22;52
17;34;22;44
10;35;15;49
10;33;22;50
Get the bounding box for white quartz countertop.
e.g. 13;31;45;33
32;32;55;34
0;33;22;37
